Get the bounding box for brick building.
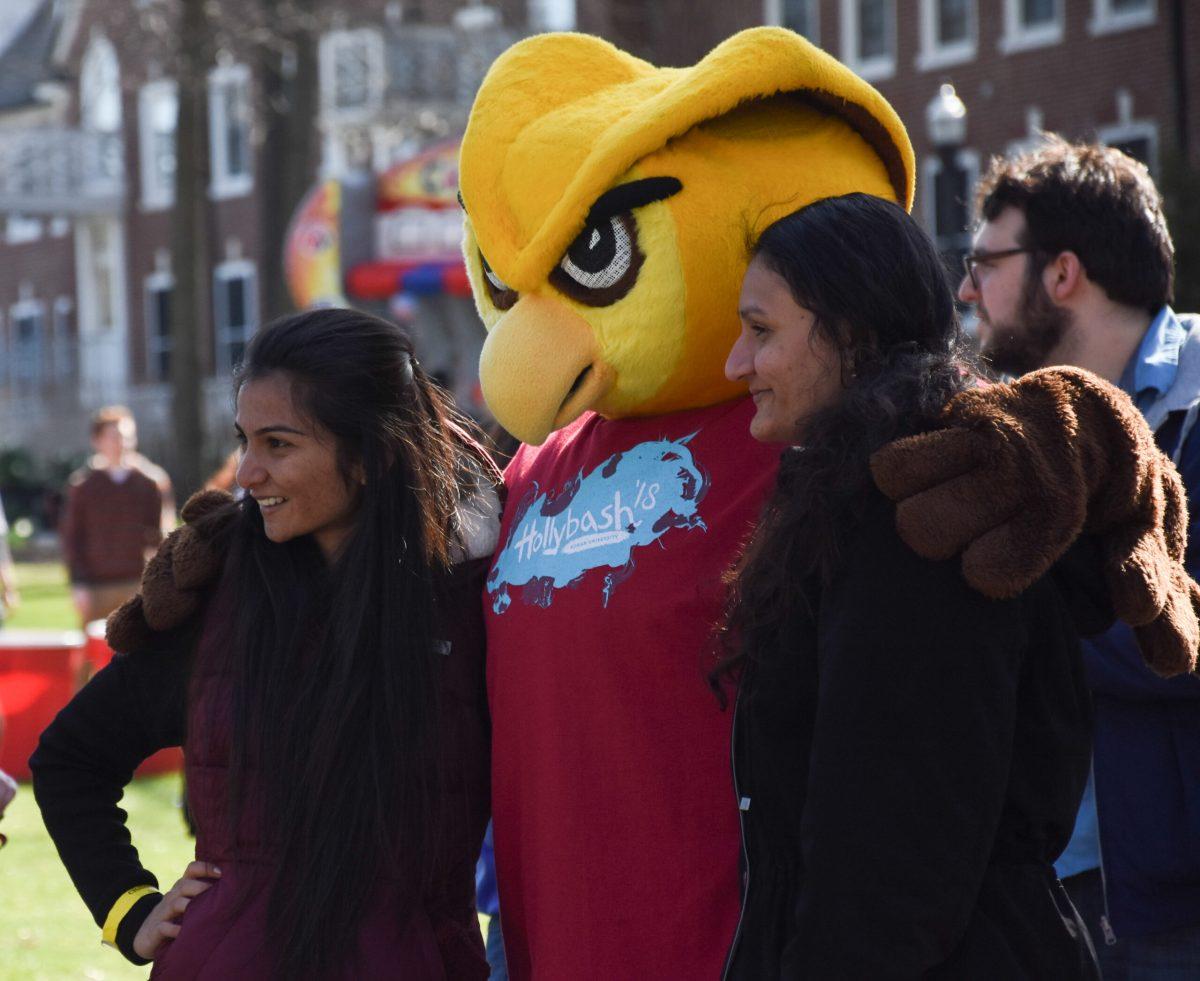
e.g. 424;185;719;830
0;0;529;482
1;0;1196;488
580;0;1197;267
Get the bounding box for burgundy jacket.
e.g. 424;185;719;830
32;552;492;980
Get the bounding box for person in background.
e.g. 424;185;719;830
474;421;518;980
203;450;241;496
0;491;19;624
0;491;18;842
0;764;15;846
60;407;172;626
959;136;1200;979
476;823;507;980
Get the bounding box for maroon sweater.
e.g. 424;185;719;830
61;467;164;585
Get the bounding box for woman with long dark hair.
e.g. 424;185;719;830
716;194;1102;979
33;309;499;979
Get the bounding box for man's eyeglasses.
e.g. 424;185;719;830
962;247;1035;291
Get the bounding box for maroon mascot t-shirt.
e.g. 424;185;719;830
485;395;781;980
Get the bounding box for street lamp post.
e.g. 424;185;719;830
925;83;970;278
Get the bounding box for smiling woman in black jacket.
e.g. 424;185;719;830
716;193;1102;980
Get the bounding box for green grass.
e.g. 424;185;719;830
5;564;76;632
0;773;196;980
0;564;194;978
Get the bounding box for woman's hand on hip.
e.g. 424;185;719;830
132;861;221;960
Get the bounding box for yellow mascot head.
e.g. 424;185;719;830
460;27;914;445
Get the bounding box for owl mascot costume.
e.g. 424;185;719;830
458;27;1199;979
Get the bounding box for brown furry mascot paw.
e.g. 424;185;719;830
106;490;236;653
870;366;1200;676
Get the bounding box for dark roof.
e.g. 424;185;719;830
0;0;60;112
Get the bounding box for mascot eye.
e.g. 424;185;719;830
479;251;518;311
550;212;644;307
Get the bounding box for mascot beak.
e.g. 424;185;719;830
479;294;615;445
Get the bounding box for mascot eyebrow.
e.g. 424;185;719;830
584;176;682;222
456;176;682;221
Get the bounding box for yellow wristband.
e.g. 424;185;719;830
101;885;160;948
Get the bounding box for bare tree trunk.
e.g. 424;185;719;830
257;0;322;320
169;0;213;499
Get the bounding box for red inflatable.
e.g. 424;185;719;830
0;627;183;780
0;630;85;780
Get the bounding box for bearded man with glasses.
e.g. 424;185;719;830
959;135;1200;980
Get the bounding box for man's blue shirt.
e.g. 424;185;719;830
1058;306;1181;880
1117;306;1186;413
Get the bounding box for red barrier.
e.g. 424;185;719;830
0;627;184;780
84;620;114;674
0;630;86;780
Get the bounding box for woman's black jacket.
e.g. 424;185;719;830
724;485;1108;980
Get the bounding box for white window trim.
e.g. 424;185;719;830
144;270;174;381
138;79;178;211
999;0;1064;54
840;0;896;82
916;0;977;71
1097;118;1160;178
5;214;44;245
319;28;386;124
1089;0;1155;35
11;298;47;321
763;0;821;44
527;0;577;32
208;63;253;201
213;259;258;375
920;148;981;244
74;216;129;338
80;34;123;134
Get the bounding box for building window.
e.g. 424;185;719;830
1098;121;1159;179
208;63;253;199
80;35;122;133
139;80;178;210
214;261;257;373
1022;0;1058;25
1001;0;1064;52
764;0;820;42
6;215;44;245
319;29;385;121
840;0;896;81
9;300;46;391
528;0;576;31
918;0;976;70
52;297;75;382
1091;0;1155;34
145;272;173;380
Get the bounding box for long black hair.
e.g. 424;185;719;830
196;308;495;977
714;193;976;696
